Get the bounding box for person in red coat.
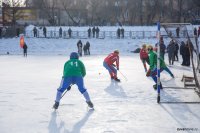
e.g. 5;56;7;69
103;50;120;82
140;44;149;72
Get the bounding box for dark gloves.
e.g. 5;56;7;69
146;69;151;77
112;64;118;70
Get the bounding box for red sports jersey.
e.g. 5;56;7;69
104;53;119;69
140;48;148;59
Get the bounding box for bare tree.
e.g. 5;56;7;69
3;0;24;26
120;1;129;25
87;0;102;25
125;0;141;25
29;0;43;8
177;0;184;22
42;0;58;25
20;0;200;26
193;0;200;7
60;0;88;26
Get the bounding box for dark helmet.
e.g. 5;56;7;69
70;52;79;59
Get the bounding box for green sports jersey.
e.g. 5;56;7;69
63;59;86;77
149;50;166;70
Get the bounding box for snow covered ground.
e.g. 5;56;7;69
0;32;200;133
0;37;159;55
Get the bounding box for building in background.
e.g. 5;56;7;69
2;7;38;26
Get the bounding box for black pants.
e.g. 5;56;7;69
34;33;37;37
87;48;90;55
23;51;27;57
185;55;190;66
199;54;200;73
181;54;186;65
174;51;178;61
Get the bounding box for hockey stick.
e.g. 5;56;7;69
118;70;128;81
60;84;73;99
53;84;73;110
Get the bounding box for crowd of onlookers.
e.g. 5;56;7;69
154;36;194;67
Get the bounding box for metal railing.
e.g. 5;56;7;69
24;30;195;39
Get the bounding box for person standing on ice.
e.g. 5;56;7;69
23;42;28;57
103;50;120;82
43;26;47;38
176;27;180;38
146;45;174;90
155;36;166;60
77;40;83;56
53;52;94;109
117;28;120;38
167;40;176;65
88;27;91;38
83;44;87;55
68;28;72;38
121;27;124;38
33;27;37;37
140;44;149;72
174;41;179;61
85;41;90;55
180;41;186;66
59;27;62;38
92;27;96;38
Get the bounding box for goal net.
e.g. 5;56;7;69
161;23;200;95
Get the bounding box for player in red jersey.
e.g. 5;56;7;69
103;50;120;82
